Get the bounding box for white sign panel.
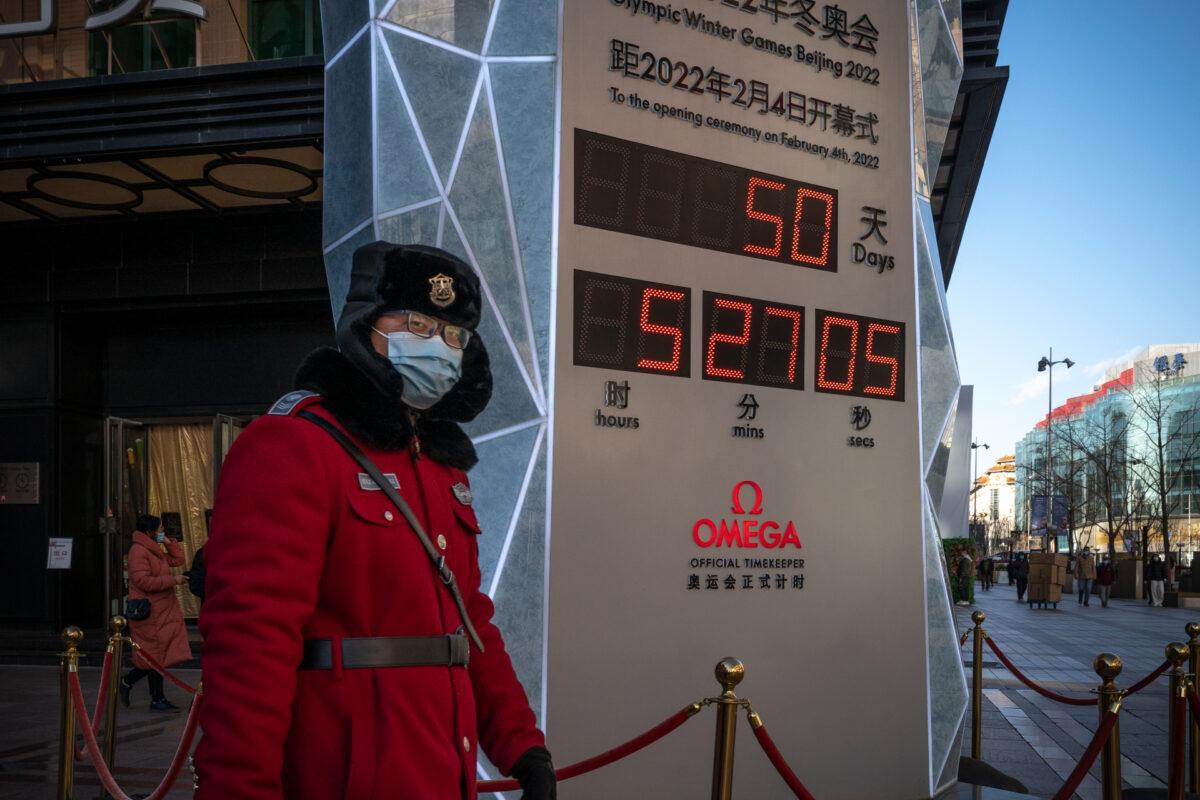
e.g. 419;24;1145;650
549;1;929;797
47;537;74;570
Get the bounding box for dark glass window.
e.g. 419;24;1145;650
88;2;197;76
249;0;323;60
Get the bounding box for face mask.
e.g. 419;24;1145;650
155;532;166;543
376;329;463;410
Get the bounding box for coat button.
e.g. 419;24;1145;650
383;511;394;522
462;736;471;752
437;534;447;550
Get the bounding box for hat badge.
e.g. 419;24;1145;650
429;273;456;309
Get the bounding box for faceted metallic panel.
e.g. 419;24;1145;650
461;305;543;439
490;62;557;383
448;88;542;389
916;200;960;470
917;0;963;174
376;201;441;246
319;0;368;61
923;492;968;792
322;35;373;246
381;27;482;183
323;224;377;325
940;0;963;61
925;391;958;511
385;0;495;53
375;44;441;215
469;424;542;588
909;0;930;199
488;0;558;56
490;436;548;715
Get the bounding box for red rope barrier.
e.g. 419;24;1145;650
985;638;1097;706
477;704;700;792
1124;660;1170;696
1170;692;1186;800
750;719;817;800
131;642;198;695
1049;709;1119;800
75;648;113;762
959;630;970;647
70;671;200;800
1188;687;1200;728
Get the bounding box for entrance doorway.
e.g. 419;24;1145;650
103;415;247;619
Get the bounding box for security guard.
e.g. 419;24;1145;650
195;243;555;799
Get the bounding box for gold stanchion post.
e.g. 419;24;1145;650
1187;622;1200;794
1168;642;1190;800
970;611;986;760
710;657;744;800
1094;653;1123;800
99;616;127;799
58;626;82;800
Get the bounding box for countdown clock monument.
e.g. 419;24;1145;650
318;0;970;797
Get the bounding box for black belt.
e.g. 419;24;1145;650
300;635;470;670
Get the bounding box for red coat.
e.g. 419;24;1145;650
127;532;190;670
194;397;543;800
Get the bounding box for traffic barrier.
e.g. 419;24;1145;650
127;639;198;695
1167;643;1189;800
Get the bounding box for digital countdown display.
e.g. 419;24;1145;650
575;129;838;272
573;269;691;377
813;309;905;401
702;292;804;390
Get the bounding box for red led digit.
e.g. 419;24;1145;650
742;176;786;258
790;188;835;267
635;288;686;372
705;298;753;379
863;322;902;397
763;306;803;383
816;315;859;391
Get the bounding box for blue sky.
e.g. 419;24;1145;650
945;0;1200;465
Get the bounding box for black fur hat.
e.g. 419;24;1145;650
294;242;492;467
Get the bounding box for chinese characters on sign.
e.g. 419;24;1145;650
709;1;880;55
0;462;39;504
687;572;806;590
609;39;881;142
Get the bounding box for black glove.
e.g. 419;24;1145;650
510;746;556;800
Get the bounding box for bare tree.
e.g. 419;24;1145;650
1070;406;1149;559
1122;366;1200;559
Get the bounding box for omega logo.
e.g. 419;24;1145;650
692;480;801;549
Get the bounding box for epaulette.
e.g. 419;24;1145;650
267;390;322;416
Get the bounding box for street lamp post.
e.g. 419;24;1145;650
1038;348;1074;552
971;440;990;551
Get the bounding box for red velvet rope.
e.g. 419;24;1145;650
132;642;198;695
1049;710;1119;800
959;630;970;647
1124;660;1170;696
1188;687;1200;728
751;720;817;800
1170;692;1186;800
476;704;698;792
75;648;113;761
986;638;1097;706
69;671;200;800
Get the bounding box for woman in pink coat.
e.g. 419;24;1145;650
119;514;190;711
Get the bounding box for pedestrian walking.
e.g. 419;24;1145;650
1012;553;1029;602
1074;547;1096;606
980;556;994;591
954;547;973;605
185;544;206;604
195;243;555;800
120;514;190;712
1096;554;1116;607
1148;553;1167;607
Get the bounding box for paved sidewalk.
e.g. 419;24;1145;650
0;662;199;799
956;581;1200;799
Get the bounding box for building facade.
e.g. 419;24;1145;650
1015;345;1200;555
972;453;1015;553
0;1;329;627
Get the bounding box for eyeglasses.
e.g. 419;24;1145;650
374;311;472;350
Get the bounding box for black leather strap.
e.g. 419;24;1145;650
298;409;484;653
300;635;470;670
